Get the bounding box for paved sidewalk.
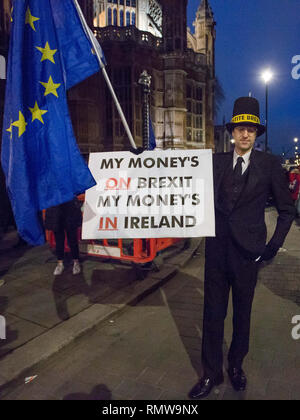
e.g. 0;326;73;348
1;208;299;400
1;208;300;400
0;231;201;391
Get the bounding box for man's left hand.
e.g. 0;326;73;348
261;243;280;261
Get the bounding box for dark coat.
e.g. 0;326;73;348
45;198;82;232
212;150;295;259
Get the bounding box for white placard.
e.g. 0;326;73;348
82;149;215;239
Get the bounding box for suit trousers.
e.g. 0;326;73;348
202;235;259;379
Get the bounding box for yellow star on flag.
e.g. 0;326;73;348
12;111;27;138
36;42;57;64
6;122;13;139
40;76;61;98
25;7;39;31
29;101;48;124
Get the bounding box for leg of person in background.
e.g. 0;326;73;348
14;234;28;248
65;227;81;275
53;229;65;275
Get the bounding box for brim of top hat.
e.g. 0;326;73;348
226;122;265;138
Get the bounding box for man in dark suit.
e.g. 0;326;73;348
189;97;295;399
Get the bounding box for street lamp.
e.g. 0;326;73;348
261;69;273;152
294;137;298;143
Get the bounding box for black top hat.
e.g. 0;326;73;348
226;97;265;137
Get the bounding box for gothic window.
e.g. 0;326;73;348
175;38;181;50
113;8;117;25
196;131;203;143
166;39;173;53
126;0;130;6
186;84;192;99
112;67;132;137
186;114;192;128
195;116;202;129
126;11;130;26
149;0;162;34
132;12;136;26
108;8;112;25
196;87;203;101
120;9;124;26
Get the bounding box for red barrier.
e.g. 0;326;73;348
44;195;183;264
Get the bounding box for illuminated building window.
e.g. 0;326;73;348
113;8;117;25
108;8;112;25
132;12;136;26
120;9;124;26
126;11;130;26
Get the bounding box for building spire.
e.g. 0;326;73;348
197;0;214;20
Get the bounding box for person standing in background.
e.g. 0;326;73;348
45;198;82;275
288;166;300;202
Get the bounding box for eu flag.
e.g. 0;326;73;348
1;0;105;245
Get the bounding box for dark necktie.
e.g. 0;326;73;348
233;156;244;181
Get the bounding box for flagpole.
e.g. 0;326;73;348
72;0;137;149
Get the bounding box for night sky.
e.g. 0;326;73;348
187;0;300;157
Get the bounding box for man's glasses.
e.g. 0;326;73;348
235;126;257;134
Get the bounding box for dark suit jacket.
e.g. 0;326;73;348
213;150;295;259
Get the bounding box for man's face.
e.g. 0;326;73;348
232;126;257;155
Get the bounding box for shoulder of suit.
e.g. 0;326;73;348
251;150;281;163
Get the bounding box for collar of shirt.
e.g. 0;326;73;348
233;149;252;174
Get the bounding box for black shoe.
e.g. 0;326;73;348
188;374;224;399
227;367;247;391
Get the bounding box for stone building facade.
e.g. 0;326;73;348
71;0;216;155
214;124;232;153
0;0;216;157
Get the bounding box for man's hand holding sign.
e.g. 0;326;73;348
82;149;215;240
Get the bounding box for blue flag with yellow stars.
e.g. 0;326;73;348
1;0;105;245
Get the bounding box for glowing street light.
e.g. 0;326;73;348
261;69;273;152
294;137;298;143
262;70;273;84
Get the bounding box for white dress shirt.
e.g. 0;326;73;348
233;148;261;260
233;149;252;174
